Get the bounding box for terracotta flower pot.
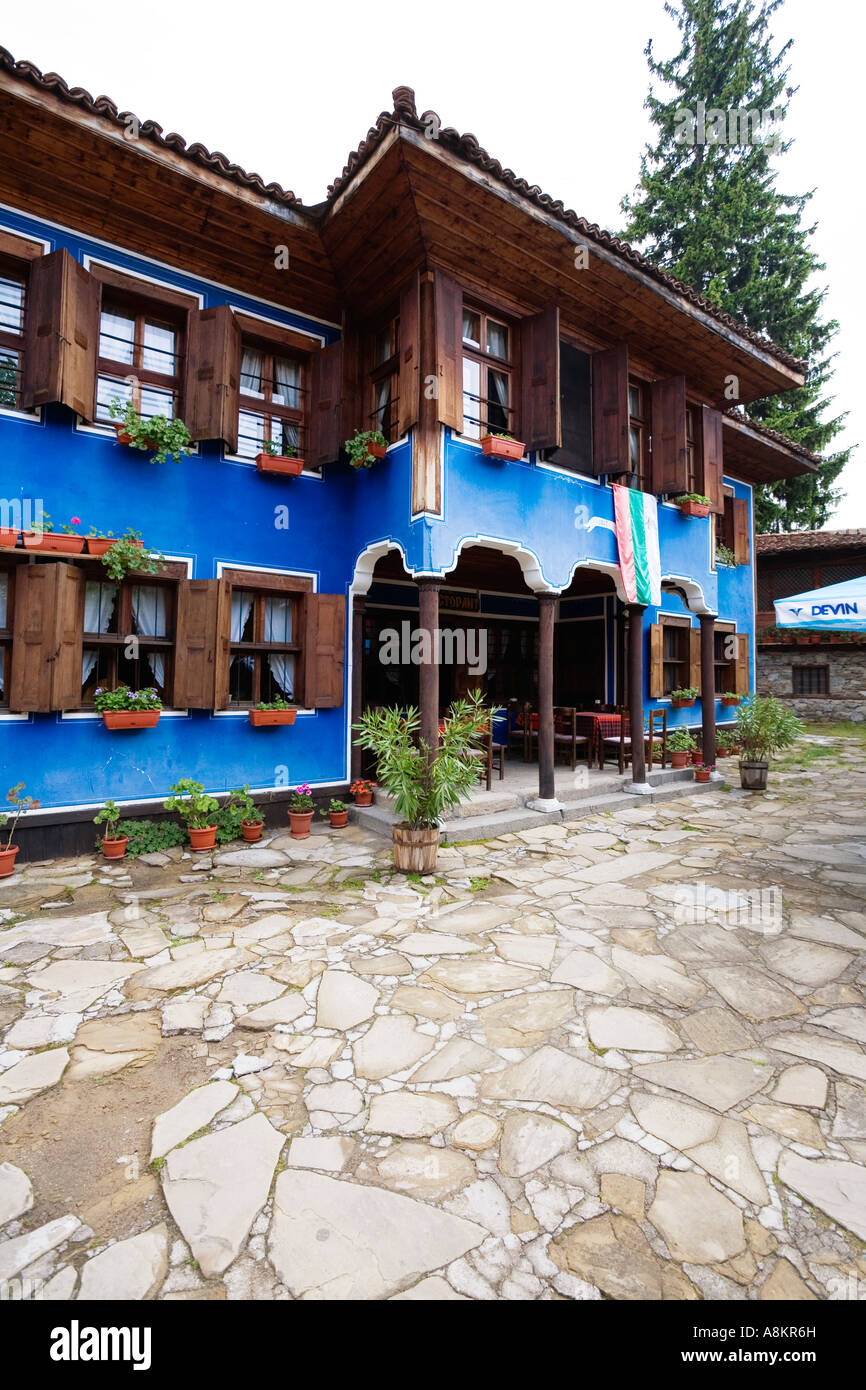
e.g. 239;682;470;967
368;443;388;459
188;825;217;850
248;708;297;727
0;528;19;548
242;820;264;842
670;750;689;769
256;453;304;476
678;499;710;519
86;538;143;556
689;749;702;765
101;835;128;859
671;698;696;709
481;435;525;462
0;845;19;877
721;697;740;707
354;791;373;806
695;768;711;783
114;426;133;445
101;711;161;730
23;532;85;554
392;823;440;873
289;809;314;839
329;811;348;829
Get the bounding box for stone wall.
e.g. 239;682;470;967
756;645;866;722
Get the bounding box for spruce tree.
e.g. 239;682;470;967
620;0;849;530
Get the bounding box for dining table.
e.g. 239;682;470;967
572;710;623;768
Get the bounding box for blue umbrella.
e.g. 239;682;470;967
774;575;866;631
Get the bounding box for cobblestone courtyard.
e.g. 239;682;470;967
1;729;865;1301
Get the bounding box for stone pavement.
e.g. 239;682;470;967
1;733;865;1301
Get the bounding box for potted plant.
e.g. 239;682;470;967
248;698;297;727
670;686;698;709
667;727;696;769
227;784;264;842
715;543;737;567
350;778;377;806
735;695;804;791
93;799;129;858
164;779;220;850
344;429;388;469
0;524;19;548
22;513;86;555
720;692;741;708
353;690;491;872
108;398;193;466
674;493;711;519
715;729;740;758
255;438;304;477
288;783;316;838
0;783;39;877
694;762;714;784
322;797;349;829
94;687;163;730
481;431;525;462
99;530;164;582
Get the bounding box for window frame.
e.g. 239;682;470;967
685;402;702;495
628;377;651;491
0;563;14;707
367;311;400;442
792;664;829;697
713;619;737;695
95;286;186;424
237;332;307;461
79;568;178;709
461;302;516;440
0;251;30;413
220;569;312;711
658;612;691;696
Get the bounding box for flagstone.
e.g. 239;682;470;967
151;1081;238;1160
398;932;482;956
5;1012;81;1049
551;949;625;996
410;1037;500;1082
662;922;752;964
375;1142;476;1200
131;948;252;994
498;1111;576;1177
268;1170;486;1299
475;988;575;1046
685;1117;769;1204
26;960;144;1012
586;1005;681;1054
629;1093;720;1149
550;1212;676;1301
451;1111;502;1152
4;911;113;949
633;1056;771;1112
0;1162;33;1224
0;1046;69;1104
701;965;806;1023
480;1045;619;1111
742;1101;826;1149
349;952;411;977
831;1083;866;1139
679;1006;754;1054
162;1114;285;1276
490;933;557;968
217;972;285;1007
789;914;866;950
610;946;706;1007
813;1007;866;1045
366;1090;459;1137
758;1258;817;1301
271;1036;343;1068
0;1214;81;1282
231;914;296;946
161;998;210;1035
418;959;539;997
764;1031;866;1083
648;1171;746;1264
306;1081;364;1123
771;1064;828;1108
353;1016;434;1080
286;1136;356;1172
390;1276;468;1300
236;993;306;1030
77;1223;169;1301
777;1152;866;1242
66;1012;162;1079
315;970;378;1029
213;848;289;868
389;986;465;1022
423;903;513;935
119;925;170;958
570;851;676;887
758;938;852;988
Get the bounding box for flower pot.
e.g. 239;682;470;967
481;435;525;462
392;823;440;873
0;845;19;878
0;528;19;548
677;500;710;519
248;708;297;727
101;711;161;730
242;820;264;842
368;443;388;459
86;538;143;556
289;809;314;839
114;424;134;446
188;825;217;850
721;697;740;707
101;835;128;859
689;749;702;765
739;758;769;791
671;698;696;709
329;811;348;829
670;750;689;769
354;791;373;806
22;532;85;554
256;453;304;477
695;768;711;783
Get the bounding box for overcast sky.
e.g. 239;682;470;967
4;0;861;526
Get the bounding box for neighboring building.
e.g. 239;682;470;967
0;56;822;851
756;530;866;722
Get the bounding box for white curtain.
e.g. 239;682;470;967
374;377;391;435
230;590;255;685
240;348;264;396
81;582;117;687
273;356;299;408
487;368;509;429
132;585;167;691
264;597;294;698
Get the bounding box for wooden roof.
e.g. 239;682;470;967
721;412;820;484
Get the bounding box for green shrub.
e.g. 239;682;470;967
114;819;187;857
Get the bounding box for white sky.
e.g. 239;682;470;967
4;0;861;526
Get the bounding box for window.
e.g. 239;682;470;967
661;617;691;695
462;306;514;439
369;315;400;442
628;379;651;490
0;567;12;704
793;665;828;696
227;588;301;706
81;577;175;706
0;257;27;410
96;294;183;423
237;342;305;460
685;404;701;494
714;622;736;694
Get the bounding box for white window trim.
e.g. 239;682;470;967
213;559;317;717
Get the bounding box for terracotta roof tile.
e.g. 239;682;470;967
756;529;866;553
723;409;824;465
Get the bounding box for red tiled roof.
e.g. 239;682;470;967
723;410;824;465
756;529;866;553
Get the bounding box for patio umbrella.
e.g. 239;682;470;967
774;574;866;631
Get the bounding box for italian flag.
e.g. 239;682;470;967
612;484;662;606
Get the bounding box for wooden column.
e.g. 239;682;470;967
417;579;441;754
628;604;647;784
700;614;717;769
350;595;366;781
538;594;556;800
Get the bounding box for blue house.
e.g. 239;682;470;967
0;59;821;853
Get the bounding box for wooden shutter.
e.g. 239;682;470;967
398;272;420;437
173;580;219;708
731;497;750;565
21;249;99;419
651;375;688;494
689;627;701;690
701;405;725;514
432;270;464;433
521;306;561;452
214;578;233;711
308;341;343;467
734;633;750;693
183;306;241;451
648;622;664;699
591;341;628;476
9;563;83;711
341;320;363;441
303;593;345;708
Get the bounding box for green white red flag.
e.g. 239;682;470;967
612;484;661;606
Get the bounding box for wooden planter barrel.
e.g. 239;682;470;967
392;823;440;872
739;759;769;791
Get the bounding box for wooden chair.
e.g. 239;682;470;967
646;708;667;768
553;706;593;770
602;708;670;774
600;708;632;773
